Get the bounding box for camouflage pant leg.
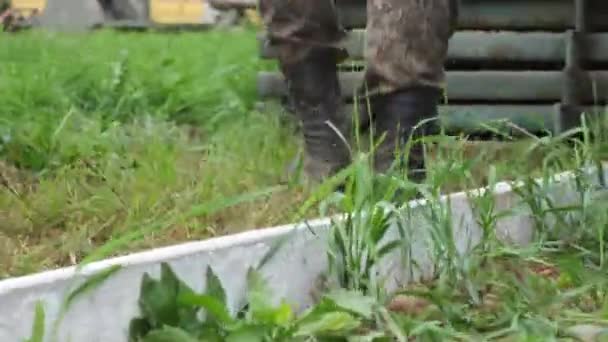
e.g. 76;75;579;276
258;0;346;65
363;0;458;96
260;0;458;94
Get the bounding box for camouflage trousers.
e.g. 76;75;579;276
259;0;459;96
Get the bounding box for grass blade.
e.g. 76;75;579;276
24;301;45;342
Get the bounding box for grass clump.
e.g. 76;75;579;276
128;262;383;341
4;23;608;342
116;115;608;341
0;27;304;277
3;26;597;280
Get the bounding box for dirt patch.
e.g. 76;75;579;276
383;253;606;339
0;159;36;196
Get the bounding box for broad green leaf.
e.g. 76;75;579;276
160;263;199;306
347;331;391;342
324;289;377;319
138;273;180;327
160;263;182;294
294;312;361;337
225;324;268;342
297;295;343;323
142;326;199;342
273;300;295;326
128;318;152;342
246;268;276;323
138;263;200;330
204;266;227;305
177;292;234;325
197;324;225;342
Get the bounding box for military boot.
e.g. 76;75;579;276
370;86;441;182
281;46;352;184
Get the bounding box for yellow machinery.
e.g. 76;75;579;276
1;0;45;30
149;0;205;24
4;0;219;29
9;0;46;17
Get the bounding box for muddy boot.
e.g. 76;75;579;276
282;46;352;184
370;86;441;183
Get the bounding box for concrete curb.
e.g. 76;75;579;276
0;163;606;342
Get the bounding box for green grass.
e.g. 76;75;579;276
0;27;306;277
0;25;606;291
113;118;608;341
4;23;608;342
46;126;606;342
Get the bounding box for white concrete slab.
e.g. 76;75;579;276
0;163;606;342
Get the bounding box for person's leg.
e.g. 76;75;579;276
259;0;351;182
361;0;459;181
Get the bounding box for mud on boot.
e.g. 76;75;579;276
281;46;352;184
368;86;442;184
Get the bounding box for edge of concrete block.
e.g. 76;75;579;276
0;163;606;342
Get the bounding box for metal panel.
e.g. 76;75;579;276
337;104;555;133
260;71;574;102
256;0;608;134
260;31;608;64
108;0;148;21
275;101;602;134
438;105;603;134
335;0;608;30
438;105;555;133
258;70;608;102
